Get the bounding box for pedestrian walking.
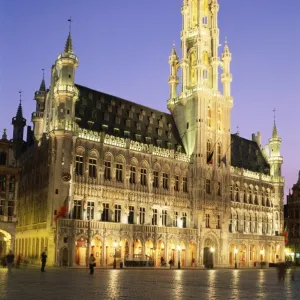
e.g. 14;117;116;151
41;252;47;272
6;250;15;273
89;253;96;275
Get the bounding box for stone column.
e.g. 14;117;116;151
142;243;146;260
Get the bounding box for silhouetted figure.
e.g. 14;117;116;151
6;251;15;273
89;254;95;274
41;252;47;272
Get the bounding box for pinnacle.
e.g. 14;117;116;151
272;121;278;138
39;78;46;91
16;102;23;120
1;129;7;140
64;34;73;53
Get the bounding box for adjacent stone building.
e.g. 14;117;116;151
286;172;300;263
0;125;22;257
15;0;285;267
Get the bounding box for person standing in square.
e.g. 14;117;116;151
41;252;47;272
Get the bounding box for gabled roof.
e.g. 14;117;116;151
75;84;185;153
230;134;270;175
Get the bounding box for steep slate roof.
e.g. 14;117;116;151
230;134;270;175
74;84;270;174
75;84;185;152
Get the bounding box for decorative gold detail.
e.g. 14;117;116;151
61;172;71;182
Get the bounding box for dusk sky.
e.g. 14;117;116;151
0;0;299;198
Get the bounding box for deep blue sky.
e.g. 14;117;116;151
1;0;299;197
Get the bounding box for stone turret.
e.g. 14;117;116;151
32;71;47;142
12;95;26;158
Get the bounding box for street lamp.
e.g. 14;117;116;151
177;245;181;269
234;248;238;269
210;247;215;269
260;249;264;269
113;240;118;269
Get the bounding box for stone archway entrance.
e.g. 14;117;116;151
0;229;12;257
60;247;68;266
203;238;216;269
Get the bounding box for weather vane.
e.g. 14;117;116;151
42;68;45;79
273;108;276;123
68;17;72;34
19;90;22;104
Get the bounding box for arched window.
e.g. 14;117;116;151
261;190;265;206
217;142;222;167
207;139;212;162
207;107;212;128
254;188;259;205
266;191;270;207
249;187;253;204
243;188;247;203
235;184;239;202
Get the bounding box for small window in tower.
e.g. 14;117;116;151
67;110;70;115
202;16;208;25
69;74;71;79
186;122;189;129
203;69;208;79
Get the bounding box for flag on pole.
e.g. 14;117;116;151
54;196;68;222
207;151;214;164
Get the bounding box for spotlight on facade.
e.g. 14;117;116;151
234;248;238;269
260;249;264;269
210;247;215;269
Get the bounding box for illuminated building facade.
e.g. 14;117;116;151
15;0;284;267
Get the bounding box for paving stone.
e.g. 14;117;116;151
0;267;299;300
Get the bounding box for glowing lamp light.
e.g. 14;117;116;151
234;248;238;254
210;247;215;253
113;241;118;248
178;219;183;228
260;249;264;255
177;245;181;251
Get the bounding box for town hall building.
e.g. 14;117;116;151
14;0;285;268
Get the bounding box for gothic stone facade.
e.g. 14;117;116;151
15;0;285;267
0;130;20;257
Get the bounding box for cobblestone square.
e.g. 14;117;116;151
0;267;299;300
